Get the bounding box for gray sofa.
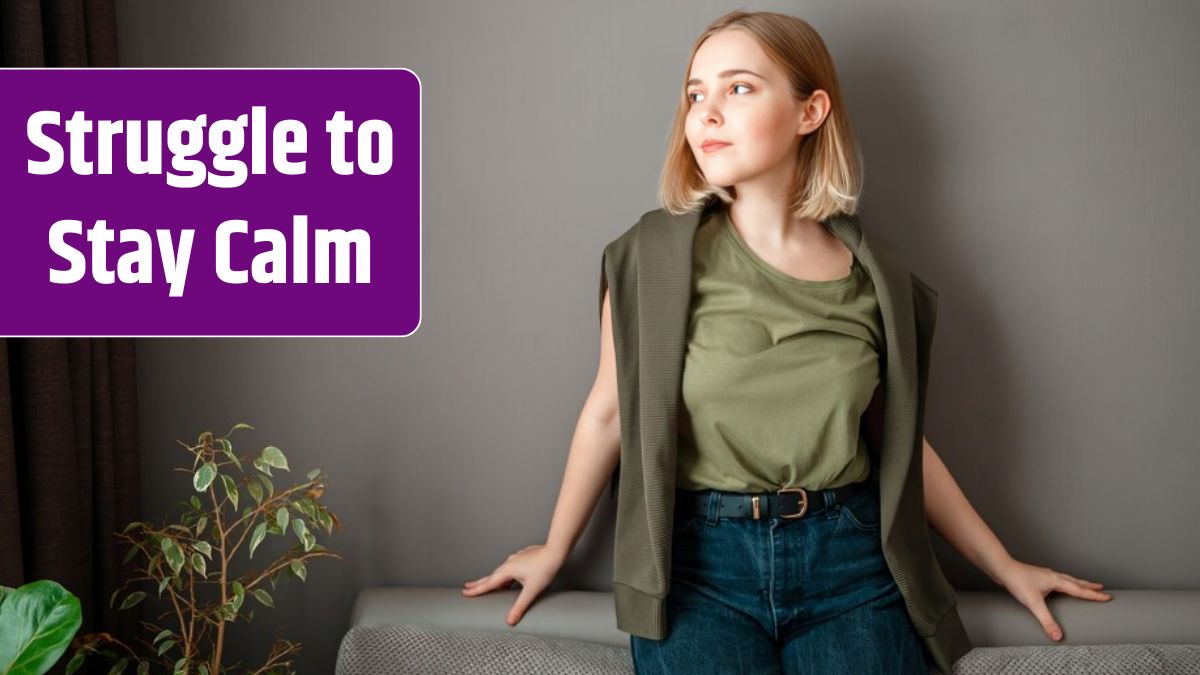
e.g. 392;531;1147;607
336;587;1200;674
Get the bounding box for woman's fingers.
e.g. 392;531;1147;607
507;581;541;626
462;571;510;596
1056;572;1112;600
1061;572;1105;589
1057;577;1112;601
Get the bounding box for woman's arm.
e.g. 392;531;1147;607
543;288;623;559
921;436;1012;583
922;435;1112;641
461;289;622;627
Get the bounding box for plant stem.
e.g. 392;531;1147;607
211;469;229;675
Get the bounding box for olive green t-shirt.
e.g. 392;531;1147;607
676;205;884;492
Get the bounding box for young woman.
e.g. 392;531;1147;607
463;10;1112;674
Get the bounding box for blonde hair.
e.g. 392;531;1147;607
658;10;864;221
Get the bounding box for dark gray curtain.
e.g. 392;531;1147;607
0;0;118;67
0;340;141;675
1;3;136;675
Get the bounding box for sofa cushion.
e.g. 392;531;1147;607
336;623;635;675
336;624;1200;675
954;643;1200;674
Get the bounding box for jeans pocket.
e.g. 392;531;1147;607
839;487;881;533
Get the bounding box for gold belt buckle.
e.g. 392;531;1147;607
777;487;809;519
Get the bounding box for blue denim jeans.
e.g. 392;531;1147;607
630;481;931;674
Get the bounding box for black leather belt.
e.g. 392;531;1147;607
675;480;874;521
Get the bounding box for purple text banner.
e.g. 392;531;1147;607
0;68;421;336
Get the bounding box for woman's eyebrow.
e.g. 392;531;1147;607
686;69;765;86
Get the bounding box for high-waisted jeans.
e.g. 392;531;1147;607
629;481;931;674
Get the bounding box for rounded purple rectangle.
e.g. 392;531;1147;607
0;68;421;337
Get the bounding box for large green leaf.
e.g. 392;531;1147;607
160;538;185;576
0;579;82;675
193;462;218;493
251;589;274;608
248;523;268;559
260;446;289;471
221;475;239;511
246;480;263;506
231;581;245;612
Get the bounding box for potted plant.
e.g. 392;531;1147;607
0;579;82;674
64;424;341;675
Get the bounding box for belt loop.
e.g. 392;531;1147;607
823;488;837;511
705;490;720;525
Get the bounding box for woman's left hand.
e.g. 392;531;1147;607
996;558;1113;642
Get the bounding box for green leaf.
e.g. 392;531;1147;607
65;650;87;675
108;656;130;674
157;577;170;597
118;591;147;611
247;480;263;506
121;521;145;534
290;560;307;582
252;457;272;476
252;588;275;608
306;468;321;480
220;437;243;472
302;532;316;552
198;664;210;675
249;522;268;559
161;538;185;576
225;422;255;436
191;552;207;577
122;544;140;564
193;461;218;492
194;516;208;538
221;474;239;511
0;579;83;675
291;518;308;542
138;661;150;675
194;541;212;559
153;629;176;645
232;580;245;612
157;639;176;656
189;495;202;511
259;475;274;496
275;508;290;530
261;446;289;471
173;656;189;675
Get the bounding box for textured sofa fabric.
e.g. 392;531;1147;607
337;624;635;675
336;588;1200;674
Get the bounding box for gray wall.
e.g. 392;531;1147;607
118;1;1200;672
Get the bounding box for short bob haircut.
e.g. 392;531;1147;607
658;11;864;221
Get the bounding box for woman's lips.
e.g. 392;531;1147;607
702;142;731;152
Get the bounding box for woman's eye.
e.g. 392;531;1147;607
687;83;752;104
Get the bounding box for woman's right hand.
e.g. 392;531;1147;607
461;543;566;626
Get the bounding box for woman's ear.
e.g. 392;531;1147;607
797;89;831;135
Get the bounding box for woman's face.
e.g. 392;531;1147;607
684;29;813;191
